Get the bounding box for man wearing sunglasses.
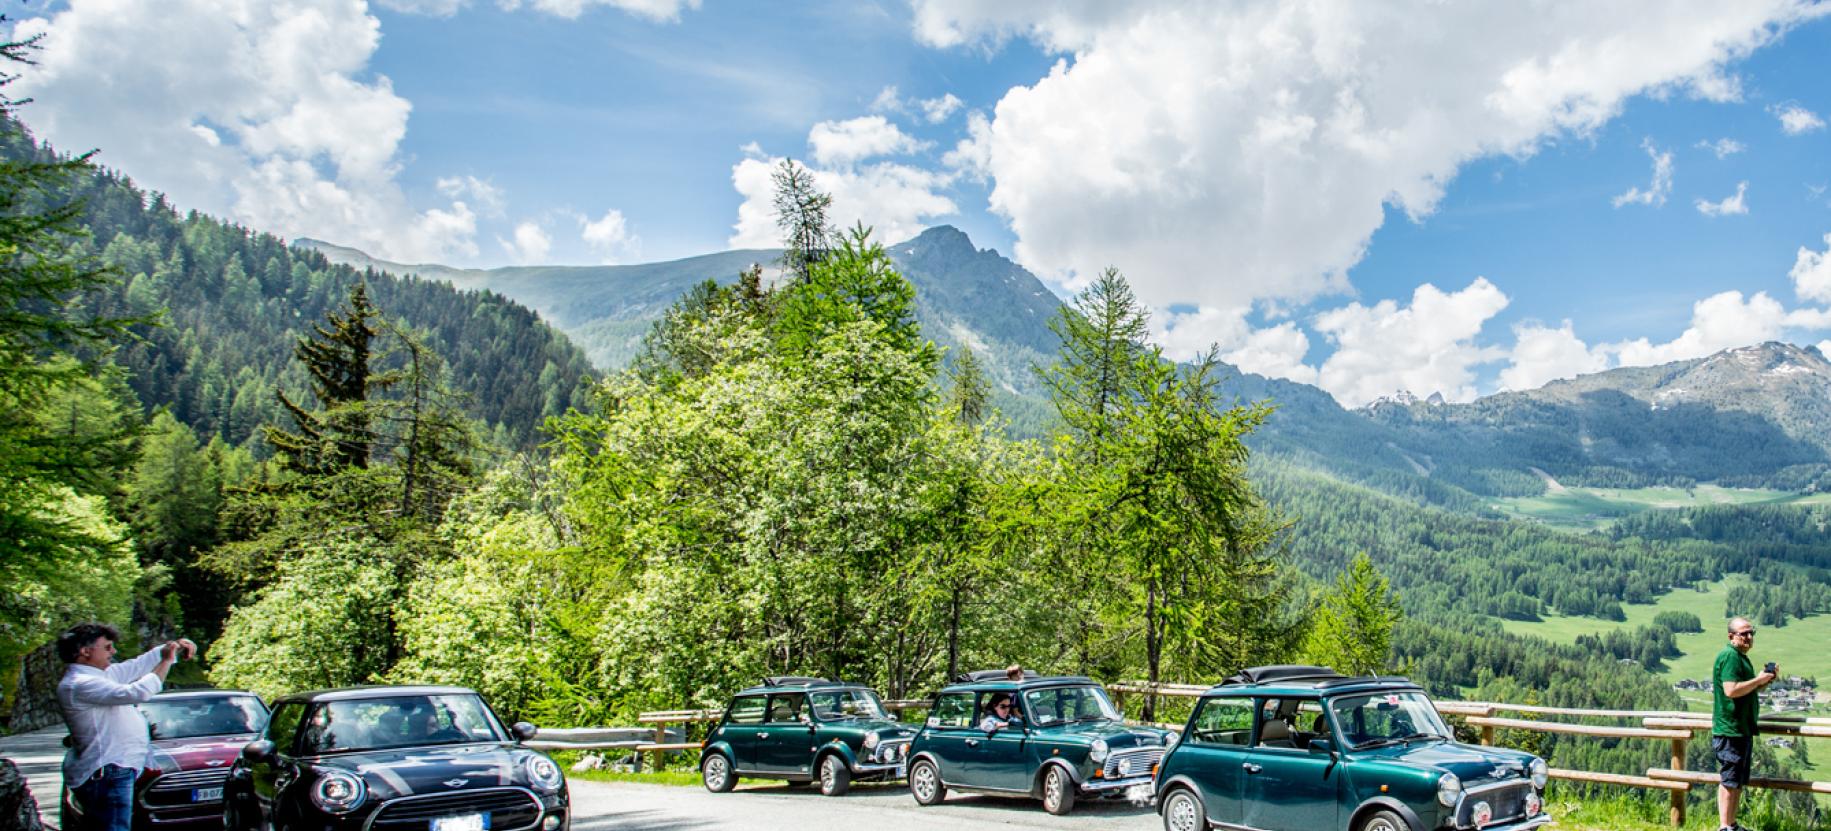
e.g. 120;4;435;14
1711;617;1776;831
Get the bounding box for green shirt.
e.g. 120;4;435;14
1711;645;1757;737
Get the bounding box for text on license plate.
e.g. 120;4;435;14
431;814;489;831
191;788;223;803
895;763;906;778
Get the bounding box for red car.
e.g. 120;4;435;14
63;690;269;831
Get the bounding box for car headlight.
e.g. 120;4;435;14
1089;739;1109;764
863;731;881;750
1529;758;1548;790
525;755;564;792
311;771;366;814
1437;773;1462;808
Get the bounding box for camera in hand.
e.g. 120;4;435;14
1765;662;1778;675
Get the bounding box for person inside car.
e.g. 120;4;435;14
978;693;1019;731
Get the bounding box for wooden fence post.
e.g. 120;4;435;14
1669;737;1686;827
1480;725;1495;746
653;723;667;773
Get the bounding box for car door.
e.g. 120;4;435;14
245;700;304;826
975;691;1031;791
1176;695;1255;826
922;693;977;783
755;693;816;775
1241;698;1339;831
717;696;769;771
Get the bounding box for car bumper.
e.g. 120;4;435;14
850;761;907;777
1450;813;1552;831
1081;774;1155;793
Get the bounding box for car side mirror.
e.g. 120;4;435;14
1308;738;1335;756
241;740;275;763
512;722;538;742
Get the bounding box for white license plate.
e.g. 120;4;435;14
1125;784;1154;802
894;763;906;778
191;788;223;803
431;814;488;831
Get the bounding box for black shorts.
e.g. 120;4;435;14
1712;735;1752;789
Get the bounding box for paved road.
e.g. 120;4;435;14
3;727;1158;830
568;778;1160;831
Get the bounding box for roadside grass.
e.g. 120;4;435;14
1490;485;1831;531
1545;789;1825;831
566;769;704;787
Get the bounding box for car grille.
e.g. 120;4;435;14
871;739;912;764
140;769;232;824
368;788;543;831
1102;747;1164;779
1456;782;1531;828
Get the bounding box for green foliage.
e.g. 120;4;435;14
771;159;833;283
1301;553;1403;676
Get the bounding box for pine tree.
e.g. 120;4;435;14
772;159;833;283
945;347;989;426
266;284;386;473
1302;553;1404;676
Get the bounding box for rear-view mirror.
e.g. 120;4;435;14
511;722;538;742
240;739;275;763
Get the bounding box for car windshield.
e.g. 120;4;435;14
1327;691;1452;749
808;689;889;721
300;694;503;754
142;696;268;740
1023;685;1120;727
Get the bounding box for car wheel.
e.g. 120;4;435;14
1162;788;1207;831
908;759;945;806
1041;765;1076;816
817;754;851;797
1359;808;1410;831
701;752;736;793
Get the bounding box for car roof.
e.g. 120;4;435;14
274;685;480;705
1203;665;1422;698
148;689;263;701
733;677;876;695
936;672;1102;694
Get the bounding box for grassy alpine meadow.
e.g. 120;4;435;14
1490;485;1831;531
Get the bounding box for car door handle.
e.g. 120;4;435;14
1242;763;1262;774
964;739;980;747
758;732;769;739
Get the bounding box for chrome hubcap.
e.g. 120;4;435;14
822;759;837;789
1044;770;1063;810
705;757;727;788
1168;794;1198;831
1368;820;1397;831
913;764;935;799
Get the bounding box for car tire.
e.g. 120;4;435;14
701;752;736;793
1041;765;1076;816
817;754;851;797
1162;788;1207;831
1358;808;1411;831
908;758;945;806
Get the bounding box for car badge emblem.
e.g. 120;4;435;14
205;760;226;767
443;778;469;788
1489;766;1512;780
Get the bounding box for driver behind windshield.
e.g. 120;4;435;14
978;693;1018;730
406;703;465;742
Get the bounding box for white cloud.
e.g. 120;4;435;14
870;85;903;113
435;175;506;217
911;1;1823;310
1312;279;1511;407
1499;321;1609;391
499;221;552;264
579;209;640;263
1792;233;1831;304
807;116;927;167
1152;306;1319;385
1607;290;1797;366
1774;103;1826;135
1613;139;1674;208
404;0;699;21
1695;137;1745;159
8;0;491;262
943;110;994;182
920;93;965;123
728;149;957;251
1695;181;1749;216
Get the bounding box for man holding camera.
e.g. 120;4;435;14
1711;616;1776;831
55;623;197;831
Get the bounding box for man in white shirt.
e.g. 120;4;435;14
55;623;196;831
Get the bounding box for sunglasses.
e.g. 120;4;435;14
1732;629;1755;637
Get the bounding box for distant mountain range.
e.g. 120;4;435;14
297;233;1831;504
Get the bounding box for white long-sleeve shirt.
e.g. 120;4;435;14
57;648;166;785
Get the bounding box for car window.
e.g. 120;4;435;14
1328;691;1451;749
300;694;502;754
930;693;973;728
1254;697;1324;749
266;702;305;751
142;696;269;740
808;689;889;721
1188;697;1254;745
765;693;806;723
1020;685;1118;727
727;696;766;725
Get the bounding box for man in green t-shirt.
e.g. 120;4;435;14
1711;616;1776;831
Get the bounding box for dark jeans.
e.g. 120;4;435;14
72;764;136;831
1712;735;1752;789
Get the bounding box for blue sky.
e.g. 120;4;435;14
10;0;1831;405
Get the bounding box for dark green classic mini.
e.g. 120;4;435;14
699;677;916;796
907;670;1173;815
1154;666;1551;831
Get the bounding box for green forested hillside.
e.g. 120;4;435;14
0;122;598;449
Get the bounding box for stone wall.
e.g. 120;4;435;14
0;759;45;831
7;645;61;734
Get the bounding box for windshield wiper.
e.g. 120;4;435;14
1354;737;1404;750
1398;732;1445;743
